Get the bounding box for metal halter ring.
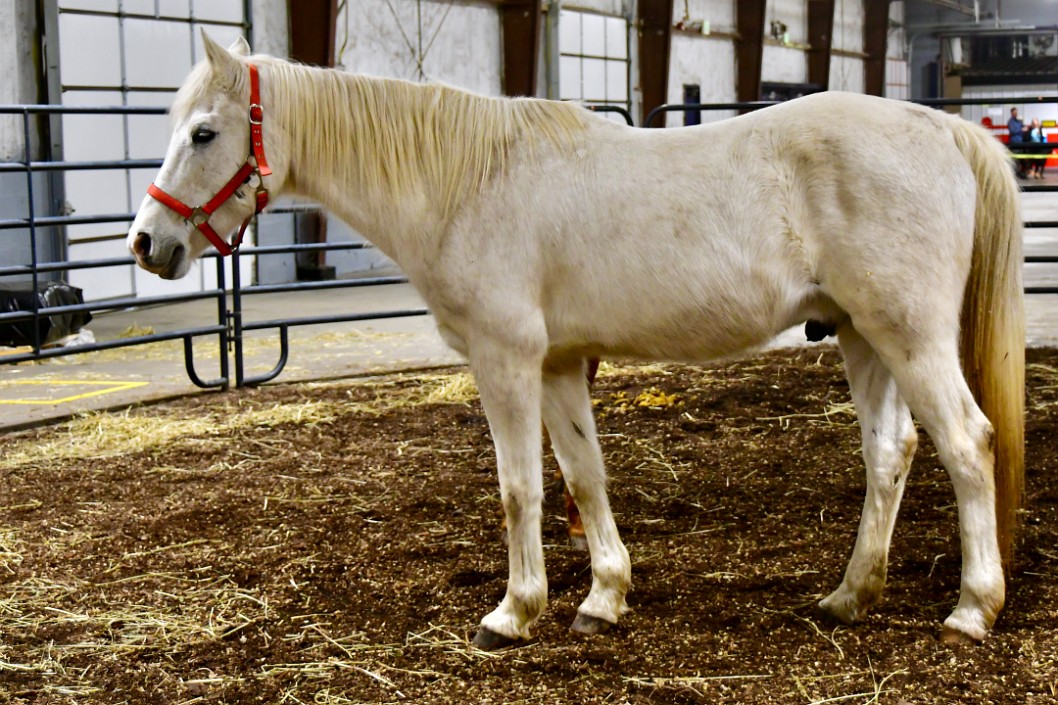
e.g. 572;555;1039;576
189;207;211;228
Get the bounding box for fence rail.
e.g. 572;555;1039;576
0;96;1054;390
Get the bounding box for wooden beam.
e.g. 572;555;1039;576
806;0;836;90
863;0;890;96
735;0;766;103
288;0;338;67
501;0;542;96
288;0;339;280
637;0;674;127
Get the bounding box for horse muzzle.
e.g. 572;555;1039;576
130;231;188;280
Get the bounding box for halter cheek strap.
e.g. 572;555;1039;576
147;62;271;257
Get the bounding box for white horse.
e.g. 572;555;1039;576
129;34;1024;648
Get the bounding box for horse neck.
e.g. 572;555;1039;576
265;64;471;259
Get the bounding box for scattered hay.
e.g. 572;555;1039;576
412;372;477;406
0;571;268;690
758;401;857;429
118;325;156;338
0;526;24;574
0;400;344;469
595;361;674;378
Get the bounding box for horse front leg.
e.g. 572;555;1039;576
469;337;548;649
542;358;630;634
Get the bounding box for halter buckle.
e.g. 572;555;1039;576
249;103;264;125
189;207;211;228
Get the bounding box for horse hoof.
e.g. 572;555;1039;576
940;625;981;647
813;602;855;627
569;533;589;552
571;613;615;635
472;626;520;650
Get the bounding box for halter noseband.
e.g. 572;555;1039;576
146;62;272;256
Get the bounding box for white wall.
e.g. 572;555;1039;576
830;0;865;92
666;0;736;125
761;0;807;85
336;0;502;95
886;1;908;99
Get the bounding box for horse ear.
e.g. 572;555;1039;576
201;30;243;91
229;36;251;57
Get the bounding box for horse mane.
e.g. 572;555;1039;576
175;56;589;221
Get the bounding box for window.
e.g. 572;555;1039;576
55;0;249;300
558;10;629;120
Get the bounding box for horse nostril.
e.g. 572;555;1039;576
133;232;152;259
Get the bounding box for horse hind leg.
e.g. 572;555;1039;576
542;358;631;634
846;322;1005;642
818;324;918;624
559;357;599;551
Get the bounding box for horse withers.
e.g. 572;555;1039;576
129;33;1024;649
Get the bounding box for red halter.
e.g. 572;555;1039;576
147;63;272;256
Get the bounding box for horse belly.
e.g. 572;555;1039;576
544;258;808;363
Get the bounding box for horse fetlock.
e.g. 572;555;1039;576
941;607;991;644
940;575;1004;645
578;582;629;626
479;593;544;641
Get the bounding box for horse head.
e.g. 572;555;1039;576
128;32;282;279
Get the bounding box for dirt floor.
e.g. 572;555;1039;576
1;346;1057;704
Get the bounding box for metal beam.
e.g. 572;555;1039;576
637;0;673;127
807;0;836;90
501;0;542;96
864;0;890;96
736;0;766;102
919;0;976;16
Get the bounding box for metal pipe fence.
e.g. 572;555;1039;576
0;96;1054;391
0;104;426;390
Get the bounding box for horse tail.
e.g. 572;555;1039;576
951;119;1025;567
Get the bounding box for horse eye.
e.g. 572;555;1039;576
191;128;216;145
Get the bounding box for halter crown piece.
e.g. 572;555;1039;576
146;63;272;256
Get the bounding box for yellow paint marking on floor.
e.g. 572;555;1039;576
0;380;148;405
